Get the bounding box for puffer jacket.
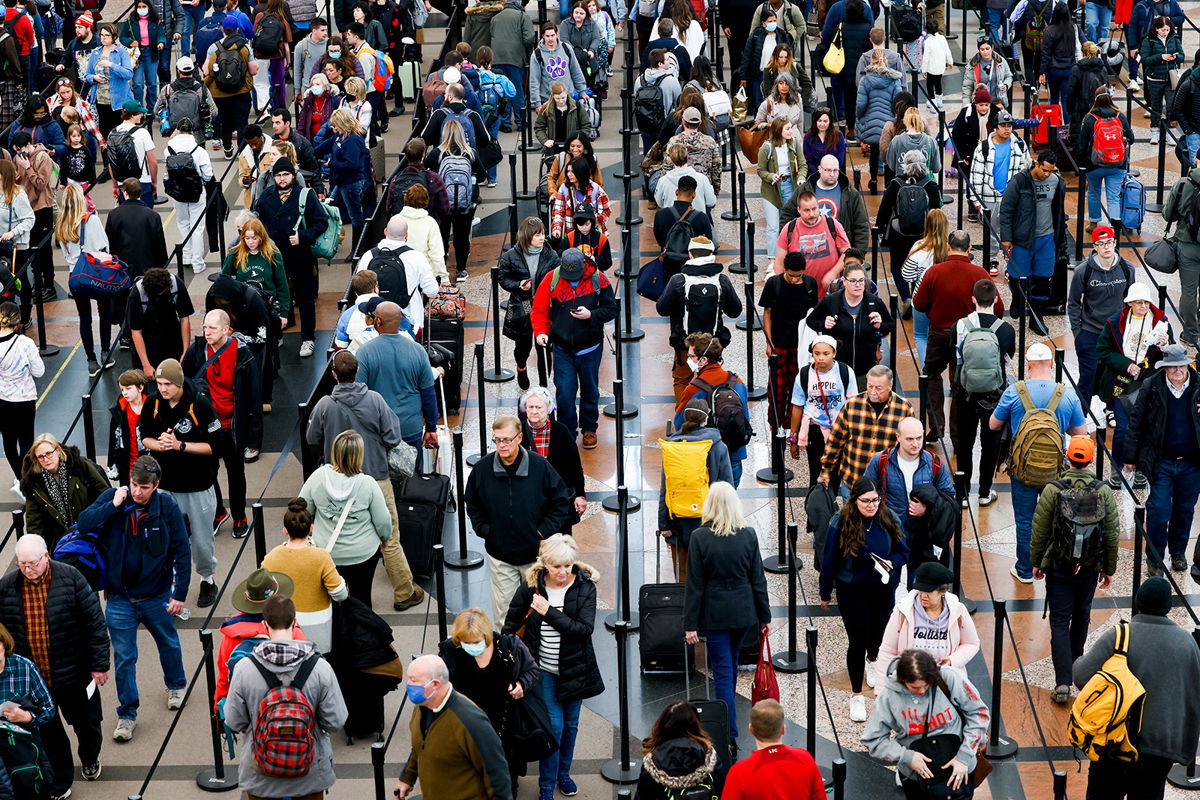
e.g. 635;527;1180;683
490;0;536;67
497;243;559;311
855;64;902;144
1096;304;1171;403
1066;57;1108;124
1139;33;1185;82
968;132;1030;208
967;53;1013;102
19;445;110;551
873;590;980;689
558;17;602;58
1170;65;1200;134
634;739;718;800
1078;106;1134;171
464;1;504;50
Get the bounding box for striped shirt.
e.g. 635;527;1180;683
20;570;51;687
819;392;916;487
538;582;571;676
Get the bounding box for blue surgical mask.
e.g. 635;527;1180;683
765;21;777;31
137;7;149;15
405;681;430;705
461;641;487;657
311;84;325;96
328;48;341;58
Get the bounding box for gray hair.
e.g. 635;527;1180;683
518;386;556;415
385;213;409;241
234;209;259;230
14;534;48;559
772;73;799;104
866;364;894;384
900;148;928;178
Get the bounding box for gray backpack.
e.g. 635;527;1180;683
959;316;1005;394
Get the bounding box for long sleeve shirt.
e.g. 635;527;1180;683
0;654;55;726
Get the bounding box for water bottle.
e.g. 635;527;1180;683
159;108;170;136
164;602;191;621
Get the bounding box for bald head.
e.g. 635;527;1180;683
373;301;403;333
203;309;232;347
385;214;409;241
15;534;47;560
897;416;925;458
407;655;451;707
817;154;841;188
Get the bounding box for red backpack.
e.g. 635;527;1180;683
1090;114;1126;165
250;654;320;778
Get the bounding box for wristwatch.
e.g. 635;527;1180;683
178;440;186;452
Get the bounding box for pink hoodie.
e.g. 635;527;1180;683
874;590;980;687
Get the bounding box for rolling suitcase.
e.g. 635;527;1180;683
639;535;689;674
426;315;464;415
394;468;451;577
684;639;732;790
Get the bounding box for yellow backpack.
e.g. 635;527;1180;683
659;438;712;519
1068;620;1146;762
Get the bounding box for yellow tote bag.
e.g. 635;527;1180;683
823;24;845;74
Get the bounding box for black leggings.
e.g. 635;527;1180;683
0;398;35;475
926;74;944;99
212;435;247;520
835;579;893;693
868;143;881;182
213;93;252;152
440;212;474;274
339;552;382;609
286;255;319;342
74;296;112;362
803;424;828;486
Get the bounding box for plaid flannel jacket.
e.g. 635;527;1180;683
0;654;55;726
819;392;916;487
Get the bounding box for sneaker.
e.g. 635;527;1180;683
197;579;218;608
299;340;315;358
232;518;250;539
865;660;876;688
82;762;101;781
1129;78;1140;92
582;431;598;449
113;718;136;741
558;776;579;796
967;209;980;224
393;586;426;611
486;179;498;188
849;694;868;722
87;359;101;377
10;479;23;504
456;269;468;283
243;447;260;462
50;789;71;800
1173;555;1188;572
213;507;229;532
538;789;555;800
1010;565;1033;584
1050;685;1071;703
979;490;998;507
223;147;234;159
262;403;272;414
1107;473;1123;490
166;688;185;710
1190;562;1200;583
1106;410;1116;428
192;263;207;273
1150;128;1160;143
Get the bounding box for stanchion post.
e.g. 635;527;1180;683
951;471;977;614
371;742;387;800
1097;427;1107;488
483;267;514;382
1147;112;1169;212
175;242;185;281
516;134;535;202
603;379;641;512
986;599;1020;759
468;342;488;467
252;501;266;566
11;509;22;537
763;436;790;573
721;135;743;222
446;429;483;569
889;293;899;373
82;394;96;462
743;278;767;401
1017;278;1028;380
298;401;318;477
29;263;57;357
833;759;847;800
617;228;645;341
774;525;808;672
1075;167;1086;262
1053;769;1068;800
433;543;448;641
871;226;880;284
604;485;641;631
1133;504;1146;604
195;628;238;792
601;620;641;783
918;374;929;438
756;388;794;482
728;177;749;274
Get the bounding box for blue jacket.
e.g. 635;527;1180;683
83;45;135;109
855;64;902;145
76;488;192;602
315;132;371;188
1129;0;1184;50
4;120;66;159
672;377;751;462
861;446;955;532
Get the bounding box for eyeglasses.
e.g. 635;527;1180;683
843;278;866;285
857;496;882;505
1094;239;1116;247
492;435;520;445
34;450;57;461
17;554;45;569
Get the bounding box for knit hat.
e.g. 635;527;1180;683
155;359;184;386
912;562;956;592
1134;576;1172;616
688;235;715;253
75;11;95;27
272;158;296;175
972;85;991;104
559;248;586;281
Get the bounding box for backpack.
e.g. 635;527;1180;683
661;206;696;276
892;3;922;42
106;127;143;181
1090;114;1127;166
1024;1;1048;50
441;107;477;150
634;73;667;134
296;187;344;260
52;525;106;590
659;437;712;518
1068;620;1145;762
165;82;203;133
1048;477;1108;571
667;777;717;800
251;13;284;58
959;316;1006;394
366;45;395;93
689;374;752;451
164;144;204;203
1184;174;1200;240
215;38;248;92
1120;174;1145;232
421;73;449;107
439;152;475;212
250;654;321;778
0;723;48;798
478;73;506;127
876;447;942;500
893;177;930;237
1006;381;1067;488
194;14;225;61
806;481;838;571
386;166;429;214
369;245;415;306
680;273;723;337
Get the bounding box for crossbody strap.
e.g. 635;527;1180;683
325;498;354;553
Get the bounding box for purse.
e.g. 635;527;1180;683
738;121;768;162
731;86;748;124
429;285;466;319
1170;67;1184;90
750;633;780;703
1145;236;1179;274
908;679;975;800
822;24;845;75
502;295;533;339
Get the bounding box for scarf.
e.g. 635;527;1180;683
253;638;316;666
1123;313;1155;365
42;467;71;524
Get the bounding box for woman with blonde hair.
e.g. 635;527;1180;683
757;117;805;259
315;106;372;256
503;533;603;799
343;76;383;180
20;432;109;551
54;182;115;376
250;139;304;206
901;208;950;361
297;430;392;608
220;217;289;334
886;106;941;177
397;183;448;284
0;162;35;327
534;82;595;151
856;47;903;186
425;118;487;281
299;73;340;141
0;302;43;494
682;481;771;753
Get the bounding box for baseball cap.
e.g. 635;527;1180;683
995;110;1014;126
688;235;715;252
120;99;148;114
1091;225;1115;243
1065;434;1095;464
682;107;702;125
1026;342;1053;362
559;248;587;281
176;55;194;73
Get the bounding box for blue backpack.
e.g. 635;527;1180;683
440;107;476;150
193;14;225;62
53;526;106;590
1120;175;1145;232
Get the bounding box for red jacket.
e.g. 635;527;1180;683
4;8;33;56
912;254;1005;331
213;613;307;712
722;744;826;800
531;262;617;353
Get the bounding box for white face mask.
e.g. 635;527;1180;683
311;85;326;95
687;357;701;373
137;7;149;14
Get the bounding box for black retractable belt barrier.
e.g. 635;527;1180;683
468;341;488;468
889;294;899;377
986;599;1020;759
484;267;514;383
196;629;237;792
722;137;744;223
253;502;266;566
433;544;448;642
1133;504;1146;605
446;429;483;570
1075;168;1087;262
606;320;639;418
918;374;929;439
30;262;57;357
601;620;641;783
298;401;318;477
1017;278;1028;381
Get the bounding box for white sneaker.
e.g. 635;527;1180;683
166;688;185;710
299;340;315;358
1010;565;1033;584
1150;129;1160;145
192;263;206;273
849;694;868;723
113;718;136;741
10;479;23;504
1129;78;1140;92
865;660;877;688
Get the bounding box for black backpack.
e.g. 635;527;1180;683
163;144;204;202
106;127;142;181
893;177;930;237
667;777;717;800
370;245;415;306
215;38;248;92
892;3;922;42
1184;175;1200;241
386;167;430;215
1048;477;1107;571
0;720;48;797
634;73;667;134
690;374;752;451
681;273;723;337
661;206;695;277
252;13;284;58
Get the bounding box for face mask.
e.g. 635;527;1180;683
311;85;325;95
687;357;700;373
405;681;430;705
137;7;148;15
765;21;777;31
461;641;487;657
328;49;341;58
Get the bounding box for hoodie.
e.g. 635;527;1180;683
529;40;587;105
297;465;392;566
655;256;743;349
862;661;989;779
634;65;681;123
635;739;717;800
874;591;980;687
306;381;403;481
1066;253;1135;336
885;130;941;176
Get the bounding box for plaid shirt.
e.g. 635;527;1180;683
529;420;552;458
0;654;55;726
20;571;51;687
549;183;612;239
820;392;916;486
46;94;106;148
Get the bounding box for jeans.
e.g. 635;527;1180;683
1011;478;1039;578
42;681;104;793
494;64;526;127
1084;2;1113;44
1044;568;1099;687
1087;166;1125;223
132;48;160;109
1074;329;1101;412
181;1;207;56
106;592;187;720
731;460;743;487
1046;67;1072;123
552;343;602;435
335;179;370;229
1009;233;1056;280
539;672;582;791
987;8;1008;55
913;308;929;363
764;200;782;258
702;627;749;738
1145;458;1200;566
1181;256;1200;342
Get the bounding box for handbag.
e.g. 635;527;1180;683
738;121;768;162
1170;67;1184;90
908;679;975;800
507;685;560;762
502;295;533;339
479;137;503;170
731;86;748;124
822;24;846;74
68;251;132;299
1145;236;1179;274
429;285;466;319
750;633;780;703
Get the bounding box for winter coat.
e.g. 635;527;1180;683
530;261;618;353
740;25;794;88
683;525;772;631
805;288;895;376
920;33;953;75
1127;0;1184;51
1078;106;1134;171
213;612;307;708
818;515;909;600
861;446;954;533
0;560;109;689
656;426;733;544
490;0;536;67
1139;32;1185;82
904;483;960;580
464;1;504;49
1039;23;1076;72
399;686;514;800
521;418;586;519
559;18;601;59
997;168;1067;251
397;206;447;282
968;133;1030;209
749;0;808;41
438;632;540;742
1170;66;1200;134
874;590;979;687
634;738;719;800
502;563;605;702
1066;253;1135;337
655;256;743;349
1165;166;1200;246
1095;304;1171;403
855;64;902;144
76;487;191;602
118;16;167;51
498;244;559;314
298;90;338;142
1125;368;1200;477
533;97;594;146
19;446;109;552
1066;58;1108;123
106;394;145;487
181;334;263;450
297;465;392;566
314;131;371;188
967;53;1013;101
224;641;348;798
1030;467;1120;574
464;447;574;565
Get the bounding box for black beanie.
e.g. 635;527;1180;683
1134;576;1172;616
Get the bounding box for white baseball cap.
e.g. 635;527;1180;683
1026;343;1053;362
176;55;195;72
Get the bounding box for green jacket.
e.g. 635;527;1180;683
489;0;536;67
1030;468;1119;575
1138;33;1184;82
464;2;504;51
220;250;290;315
1164;166;1200;246
756;138;806;209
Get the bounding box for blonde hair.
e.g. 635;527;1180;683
60;106;81;126
700;482;746;536
911;208;950;264
234;217;280;272
528;533;600;585
330;430;364;476
450;608;494;646
441;118;473;157
903;106;924;134
344;76;367;101
330;107;366;137
1082;41;1099;59
54;183;86;244
540;81;568;114
26;434;66;475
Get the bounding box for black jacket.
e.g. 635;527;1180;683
997;168;1067;253
328;595;402;675
683;525;772;631
905;483;957;579
253;183;330;259
1066;58;1108;125
805;289;895;375
502;564;604;702
640;36;692;80
497;244;560;309
634;738;719;800
652;201;714;252
464;448;574;565
0;561;109;689
438;632;540;738
205;274;274;346
181;334;264;450
103;201;168;278
950;104;985;167
19;446;110;552
1039;22;1076;71
1171;66;1200;134
522;419;586;524
655;258;743;350
278;130;320;174
107;394;143;487
1125;368;1200;478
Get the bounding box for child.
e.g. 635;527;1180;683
920;19;954;112
59;123;97;188
564;203;612;273
587;0;616;79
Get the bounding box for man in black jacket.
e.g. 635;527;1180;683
998;150;1069;317
464;415;573;623
0;534;109;796
205;273;276;407
270;107;320;181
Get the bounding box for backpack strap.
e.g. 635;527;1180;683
290;652;320;690
1113;619;1130;656
1015;380;1034;412
878;447;890;497
250;655;283;689
1046;383;1066;413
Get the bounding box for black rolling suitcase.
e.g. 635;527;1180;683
685;640;732;790
394;467;451;578
426;315;464;415
639;535;689;674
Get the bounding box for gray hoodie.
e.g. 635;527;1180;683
634;66;681;123
298;465;392;566
861;660;989;779
529;41;587;105
224;639;348;799
306;381;403;481
1066;253;1135;336
886;131;941;177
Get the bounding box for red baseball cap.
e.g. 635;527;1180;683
1091;226;1115;243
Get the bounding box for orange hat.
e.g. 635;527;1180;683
1066;435;1095;464
76;11;95;27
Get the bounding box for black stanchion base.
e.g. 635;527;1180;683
726;261;747;274
521;140;542;153
986;736;1019;760
762;556;790;574
771;651;809;673
38;345;59;357
196;769;239;792
444;550;485;570
1147;203;1165;214
617;214;643;226
720;209;745;222
617;170;638;181
603;402;638;419
467;453;483;467
959;595;979;615
617;327;646;341
482;368;515;383
736;316;762;331
516;190;537;201
604;611;640;632
747;386;768;401
1168;763;1200;790
602;492;641;513
755;467;795;484
601;759;642;784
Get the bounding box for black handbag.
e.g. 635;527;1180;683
502;295;533;340
506;685;559;762
908;681;974;800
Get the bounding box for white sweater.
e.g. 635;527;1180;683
0;334;44;403
921;33;955;76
